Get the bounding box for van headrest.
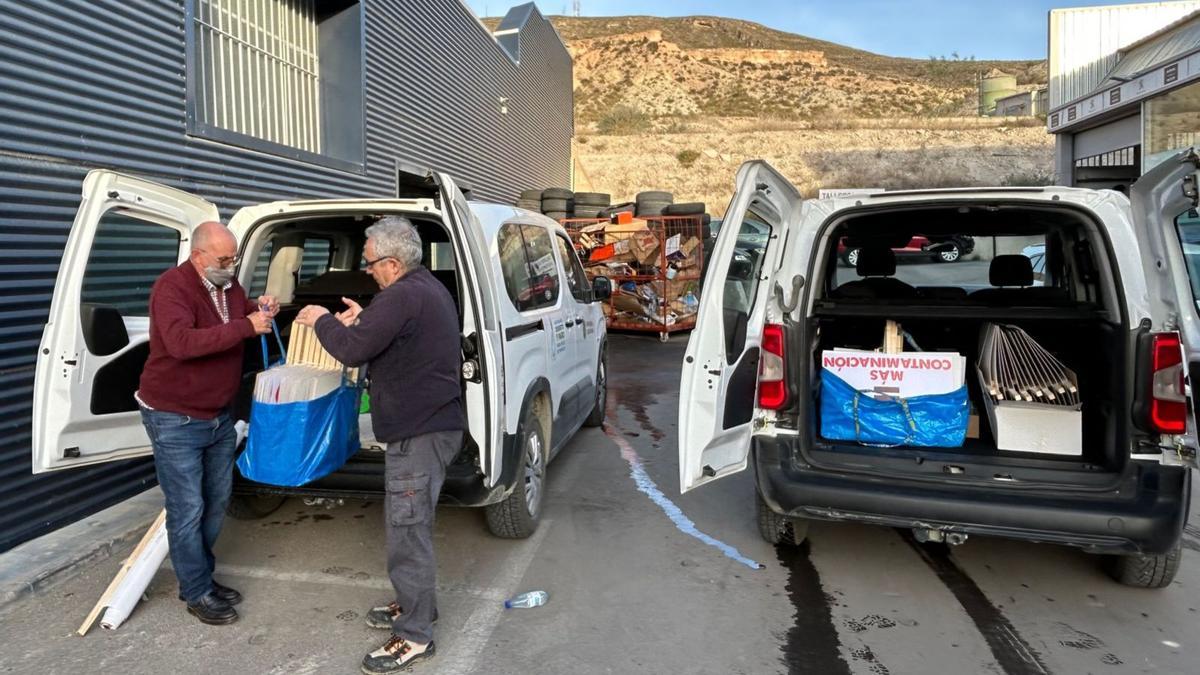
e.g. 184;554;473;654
856;246;896;277
989;255;1034;287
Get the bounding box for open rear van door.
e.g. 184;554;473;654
678;161;801;492
32;171;218;472
1131;147;1200;467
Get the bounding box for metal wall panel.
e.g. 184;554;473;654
1049;2;1200;110
0;0;572;552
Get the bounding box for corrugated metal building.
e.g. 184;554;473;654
0;0;573;552
1048;2;1200;187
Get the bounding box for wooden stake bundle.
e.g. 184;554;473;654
284;323;358;381
979;323;1079;406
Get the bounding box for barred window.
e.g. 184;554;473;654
188;0;364;166
195;0;321;153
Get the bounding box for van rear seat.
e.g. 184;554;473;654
969;255;1070;306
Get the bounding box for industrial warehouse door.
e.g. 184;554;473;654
32;171;219;473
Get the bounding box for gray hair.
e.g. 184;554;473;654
365;216;422;270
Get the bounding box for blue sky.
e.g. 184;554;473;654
466;0;1156;60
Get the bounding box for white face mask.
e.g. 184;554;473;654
204;265;235;286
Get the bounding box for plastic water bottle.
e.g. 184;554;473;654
504;590;548;609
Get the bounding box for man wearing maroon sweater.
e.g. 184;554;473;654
136;221;277;625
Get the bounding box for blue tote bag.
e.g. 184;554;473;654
820;371;968;448
237;327;361;486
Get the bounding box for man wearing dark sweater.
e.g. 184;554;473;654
137;221;277;625
295;216;463;675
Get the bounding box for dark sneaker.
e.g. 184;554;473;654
186;592;238;625
212;580;243;606
361;636;435;674
365;603;438;630
177;581;242;606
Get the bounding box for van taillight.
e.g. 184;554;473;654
758;323;788;410
1149;332;1187;435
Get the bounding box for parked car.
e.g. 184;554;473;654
1022;243;1047;284
32;170;612;539
681;154;1200;588
838;235;975;266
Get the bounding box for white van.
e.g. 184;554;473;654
33;170;611;538
681;151;1200;587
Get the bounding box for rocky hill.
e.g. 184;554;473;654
486;15;1047;121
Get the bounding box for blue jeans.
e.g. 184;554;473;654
139;407;237;603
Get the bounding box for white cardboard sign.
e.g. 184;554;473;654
821;349;965;399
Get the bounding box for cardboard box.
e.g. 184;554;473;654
821;349;965;399
966;413;980;440
973;366;1082;455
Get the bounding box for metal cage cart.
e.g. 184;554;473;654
565;215;705;342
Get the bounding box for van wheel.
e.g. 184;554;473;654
756;492;808;546
1105;543;1181;588
226;494;287;520
584;354;607;427
485;407;546;538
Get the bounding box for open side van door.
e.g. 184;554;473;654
678;161;801;492
431;172;504;486
32;171;218;472
1131;147;1200;467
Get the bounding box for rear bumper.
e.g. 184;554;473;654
754;435;1191;554
233;432;520;507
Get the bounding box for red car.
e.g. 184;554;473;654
838;235;974;266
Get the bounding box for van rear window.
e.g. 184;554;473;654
832;234;1048;294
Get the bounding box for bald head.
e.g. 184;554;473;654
190;221;237;279
193;221;235;252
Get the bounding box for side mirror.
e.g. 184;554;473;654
591;275;612;302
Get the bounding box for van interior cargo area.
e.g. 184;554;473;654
231;213;463;449
799;203;1135;487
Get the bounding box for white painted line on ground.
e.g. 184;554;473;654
213;563;394;591
434;520;552;675
603;421;763;570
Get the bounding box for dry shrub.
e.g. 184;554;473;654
676;149;700;167
597;104;651;135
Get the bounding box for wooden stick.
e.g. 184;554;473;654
78;509;167;636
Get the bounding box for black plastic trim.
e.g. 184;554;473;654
754;434;1190;554
505;319;544;341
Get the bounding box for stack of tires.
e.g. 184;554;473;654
572;192;611;219
635;190;673;217
516;189;542;212
541;188;573;221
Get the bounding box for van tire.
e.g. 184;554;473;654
756;492;808;546
542;187;574;200
583;352;607;427
226;494;287;520
485;406;546;538
543;211;568;222
542;198;570;213
1105;543;1181;588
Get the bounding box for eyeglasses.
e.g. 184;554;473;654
364;256;396;270
198;249;240;267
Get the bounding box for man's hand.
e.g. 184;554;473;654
257;295;280;318
295;305;330;327
247;311;273;335
334;297;363;327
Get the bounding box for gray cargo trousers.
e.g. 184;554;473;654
384;430;463;644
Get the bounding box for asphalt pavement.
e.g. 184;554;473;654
1;335;1198;674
